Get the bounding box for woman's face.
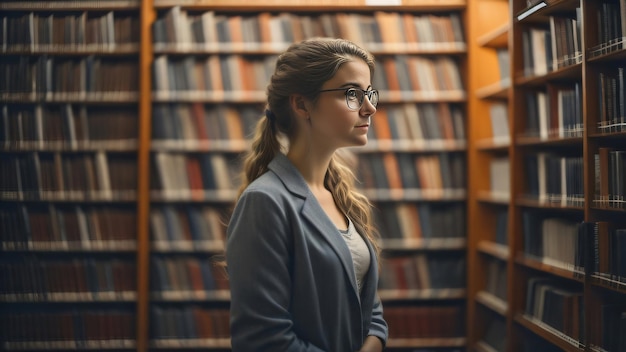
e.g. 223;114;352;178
308;59;377;150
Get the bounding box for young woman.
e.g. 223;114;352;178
225;37;388;352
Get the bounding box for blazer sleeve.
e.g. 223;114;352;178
226;189;326;352
367;293;388;346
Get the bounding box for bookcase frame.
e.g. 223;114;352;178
467;0;512;351
468;0;626;351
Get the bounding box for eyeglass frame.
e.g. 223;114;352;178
317;87;379;110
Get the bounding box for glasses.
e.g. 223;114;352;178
318;87;379;110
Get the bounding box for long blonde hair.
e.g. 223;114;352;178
239;37;380;257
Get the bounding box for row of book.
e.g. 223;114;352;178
0;102;278;150
379;254;465;291
588;221;626;284
524;85;583;140
2;202;467;251
370;103;466;145
597;67;626;133
536;217;585;270
524;154;584;207
384;305;464;339
153;8;465;50
1;11;139;49
595;302;626;352
1;56;137;95
152;103;257;146
0;204;136;250
151;257;228;294
548;11;582;70
153;54;273;96
484;258;507;302
0;151;251;201
152;54;464;98
150;307;230;340
0;258;135;300
589;1;626;57
150;206;226;251
151;152;239;199
522;28;553;77
375;202;465;241
522;212;585;273
522;217;626;284
0;152;137;200
153;102;467;150
2;105;138;150
524;277;584;343
521;13;582;78
374;55;464;94
357;152;466;192
594;148;625;209
2;56;467;103
1;309;135;344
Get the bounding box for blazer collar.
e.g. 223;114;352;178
268;153;360;298
267;153;310;199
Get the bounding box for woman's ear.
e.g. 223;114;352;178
289;94;310;120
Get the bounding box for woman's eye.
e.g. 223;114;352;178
347;89;358;99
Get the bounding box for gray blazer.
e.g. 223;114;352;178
226;153;388;352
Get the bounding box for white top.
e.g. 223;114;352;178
338;218;371;295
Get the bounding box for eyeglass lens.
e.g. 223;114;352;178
347;88;378;110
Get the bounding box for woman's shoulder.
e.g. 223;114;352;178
232;171;298;223
240;153;309;201
240;170;289;201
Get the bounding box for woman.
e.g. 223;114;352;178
226;37;388;352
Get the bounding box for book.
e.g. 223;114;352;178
483;315;507;351
489;102;510;142
490;157;510;199
495;209;508;246
382;153;403;190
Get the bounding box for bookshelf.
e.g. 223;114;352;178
468;0;626;351
467;0;511;351
148;1;470;351
0;1;145;352
2;0;470;351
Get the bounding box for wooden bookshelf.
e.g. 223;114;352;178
0;0;470;351
468;0;626;351
0;1;146;350
189;6;472;349
467;0;512;351
152;0;467;10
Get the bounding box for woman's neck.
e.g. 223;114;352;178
286;148;332;190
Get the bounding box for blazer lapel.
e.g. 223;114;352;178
360;238;378;305
301;198;359;297
268;154;360;298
